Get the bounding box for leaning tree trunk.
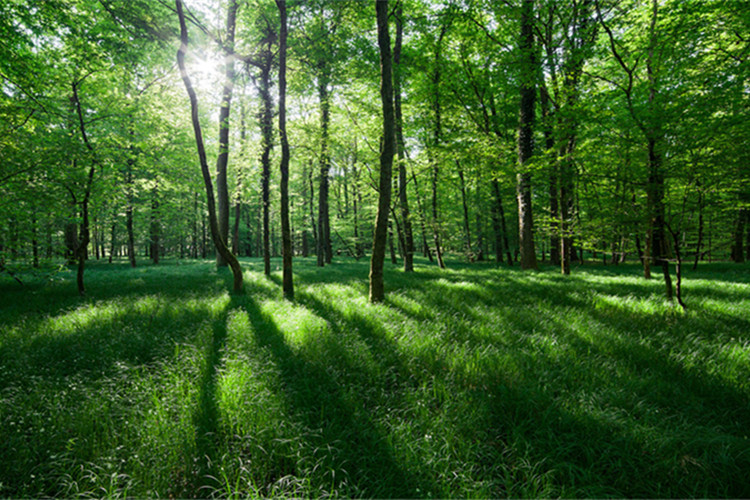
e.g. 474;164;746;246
369;0;395;303
516;0;538;271
277;0;294;300
176;0;243;292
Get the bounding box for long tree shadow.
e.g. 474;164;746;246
236;293;422;497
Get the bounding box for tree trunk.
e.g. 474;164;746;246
692;186;703;270
541;85;560;266
731;208;747;263
410;168;432;261
176;0;243;292
369;0;395;303
126;125;137;268
215;0;239;267
150;180;160;264
258;56;274;277
394;3;414;272
430;21;448;270
277;0;294;300
457;160;473;259
317;65;332;267
516;0;538;271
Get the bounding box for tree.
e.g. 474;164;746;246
277;0;294;300
176;0;243;292
516;0;538;270
369;0;395;303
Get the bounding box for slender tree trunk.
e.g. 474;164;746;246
277;0;294;300
308;161;317;253
430;21;448;270
411;168;432;261
517;0;538;271
109;207;117;264
541;85;560;266
32;211;39;268
150;180;160;264
317;65;332;266
176;0;243;292
394;3;414;272
258;57;274;277
491;179;513;266
126;125;137;268
71;80;97;296
457;160;473;259
731;208;747;263
692;186;704;270
369;0;395;303
215;0;239;267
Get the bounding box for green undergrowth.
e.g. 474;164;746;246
1;257;749;498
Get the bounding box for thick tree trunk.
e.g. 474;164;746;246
176;0;243;292
394;4;414;272
517;0;538;271
277;0;294;300
369;0;395;303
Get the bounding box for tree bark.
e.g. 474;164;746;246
457;160;473;259
277;0;294;300
516;0;538;271
370;0;395;303
176;0;243;292
215;0;239;267
394;3;414;272
150;179;160;264
317;65;332;266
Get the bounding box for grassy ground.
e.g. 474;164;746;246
1;257;749;498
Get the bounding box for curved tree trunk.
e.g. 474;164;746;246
176;0;243;292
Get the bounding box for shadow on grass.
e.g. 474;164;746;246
235;292;421;498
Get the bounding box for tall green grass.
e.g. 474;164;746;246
1;258;749;497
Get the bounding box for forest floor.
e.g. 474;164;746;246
1;257;749;498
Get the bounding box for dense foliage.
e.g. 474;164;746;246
1;0;747;292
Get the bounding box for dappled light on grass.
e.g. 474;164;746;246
1;258;749;497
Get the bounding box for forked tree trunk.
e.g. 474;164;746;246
369;0;395;303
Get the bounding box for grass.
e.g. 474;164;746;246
1;256;749;498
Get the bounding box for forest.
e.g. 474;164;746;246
1;0;749;498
